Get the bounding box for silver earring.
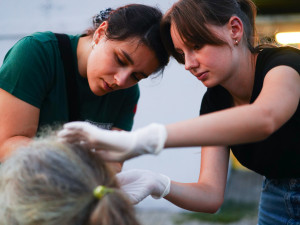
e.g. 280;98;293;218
91;41;96;49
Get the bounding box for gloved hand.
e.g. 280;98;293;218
57;121;167;161
116;169;171;204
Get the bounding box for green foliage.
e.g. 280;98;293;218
174;200;258;224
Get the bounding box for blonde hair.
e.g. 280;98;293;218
0;137;140;225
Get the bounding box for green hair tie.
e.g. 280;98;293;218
93;185;114;199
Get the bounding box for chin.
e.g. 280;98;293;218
201;82;212;88
202;80;219;88
89;86;106;96
87;82;106;96
94;90;109;96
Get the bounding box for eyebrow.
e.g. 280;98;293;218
121;50;148;78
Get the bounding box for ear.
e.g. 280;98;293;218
93;21;108;44
227;16;243;44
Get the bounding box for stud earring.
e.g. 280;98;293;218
235;39;239;46
91;41;96;49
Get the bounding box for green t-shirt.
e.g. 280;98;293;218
0;31;139;132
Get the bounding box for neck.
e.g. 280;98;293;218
77;36;92;78
223;50;258;106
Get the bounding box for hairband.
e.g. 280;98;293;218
93;185;114;199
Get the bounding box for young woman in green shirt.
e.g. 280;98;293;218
0;4;169;162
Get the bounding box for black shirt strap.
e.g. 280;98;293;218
54;33;80;122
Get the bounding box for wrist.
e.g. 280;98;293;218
133;123;167;155
152;123;168;154
151;173;171;199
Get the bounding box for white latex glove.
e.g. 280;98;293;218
57;121;167;161
116;169;171;204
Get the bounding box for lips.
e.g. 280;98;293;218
102;79;114;91
195;71;209;81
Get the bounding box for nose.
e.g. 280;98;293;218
184;52;199;71
114;69;131;87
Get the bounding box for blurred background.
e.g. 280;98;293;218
0;0;299;223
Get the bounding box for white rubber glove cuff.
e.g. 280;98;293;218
151;174;171;199
132;123;168;155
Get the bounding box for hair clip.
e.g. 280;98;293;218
94;8;113;23
100;8;112;20
93;185;114;199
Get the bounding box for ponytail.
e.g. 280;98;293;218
237;0;256;29
236;0;259;52
0;138;142;225
89;189;140;225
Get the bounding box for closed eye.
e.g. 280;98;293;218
194;45;202;50
131;72;147;82
115;54;126;66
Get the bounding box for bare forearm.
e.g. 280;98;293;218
165;70;300;148
0;136;32;161
165;181;224;213
165;105;273;148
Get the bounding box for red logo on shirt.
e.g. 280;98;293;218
133;104;137;114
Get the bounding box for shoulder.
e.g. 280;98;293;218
28;31;57;42
3;32;58;62
257;46;300;74
15;31;57;48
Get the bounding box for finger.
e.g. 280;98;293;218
120;192;140;205
63;121;101;134
57;129;72;137
58;134;92;148
116;171;141;184
57;128;89;140
116;174;127;185
57;134;85;144
129;196;141;205
116;171;134;184
96;151;127;162
63;121;89;129
126;192;148;205
57;129;85;139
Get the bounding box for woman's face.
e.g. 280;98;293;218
87;27;159;96
170;23;237;88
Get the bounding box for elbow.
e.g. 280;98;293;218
257;121;275;141
193;193;224;213
254;108;278;141
204;196;224;214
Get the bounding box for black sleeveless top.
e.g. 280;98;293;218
200;47;300;179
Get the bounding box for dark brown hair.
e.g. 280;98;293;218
161;0;259;64
86;4;169;72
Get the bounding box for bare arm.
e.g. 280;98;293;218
165;146;229;212
165;66;300;148
0;89;39;161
